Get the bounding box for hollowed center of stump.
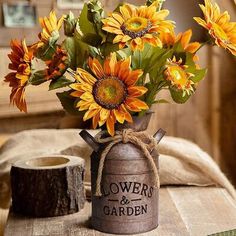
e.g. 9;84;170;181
26;157;70;167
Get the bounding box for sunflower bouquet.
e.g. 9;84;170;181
4;0;236;136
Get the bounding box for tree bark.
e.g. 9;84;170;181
11;156;85;217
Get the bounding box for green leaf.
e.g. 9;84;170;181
100;42;119;57
87;0;106;42
62;37;76;69
64;11;78;37
148;48;174;84
29;70;47;85
184;52;196;67
132;44;154;71
172;41;185;54
49;31;60;46
49;76;72;90
36;45;56;61
79;3;96;35
116;47;132;59
191;68;207;83
87;0;104;24
62;36;89;70
56;91;81;115
36;32;59;60
130;45;172;86
144;82;160;107
81;33;102;47
88;46;101;57
170;88;192;104
75;40;90;69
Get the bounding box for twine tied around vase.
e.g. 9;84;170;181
94;129;160;196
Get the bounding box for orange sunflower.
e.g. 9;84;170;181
4;39;34;112
45;47;69;80
102;1;174;51
70;53;149;136
160;29;201;64
161;29;201;54
38;11;65;48
164;57;194;96
194;0;236;56
159;30;176;46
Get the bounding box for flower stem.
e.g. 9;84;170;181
196;38;214;52
158;0;165;11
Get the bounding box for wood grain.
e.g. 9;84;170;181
4;187;236;236
168;187;236;235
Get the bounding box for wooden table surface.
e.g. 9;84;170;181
4;186;236;236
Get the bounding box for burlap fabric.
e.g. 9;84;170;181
0;129;235;208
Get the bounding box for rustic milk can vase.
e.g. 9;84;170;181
80;113;166;234
5;0;229;233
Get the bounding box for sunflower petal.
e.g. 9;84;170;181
77;100;93;110
106;111;115;136
185;42;201;53
92;112;100;129
70;91;83;98
88;57;105;79
77;68;97;85
113;35;124;44
125;69;143;86
128;86;148;97
114;109;125;124
125;97;149;112
112;13;124;25
120;104;133;123
120;5;132;20
100;108;110;122
193;17;208;29
118;56;131;81
83;109;100;121
80;91;94;102
180;29;192;48
109;53;117;76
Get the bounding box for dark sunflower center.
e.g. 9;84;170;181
121;17;152;39
93;77;127;109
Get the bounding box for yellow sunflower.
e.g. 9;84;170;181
70;53;149;136
102;1;174;51
194;0;236;56
4;39;34;112
38;11;65;48
164;57;194;95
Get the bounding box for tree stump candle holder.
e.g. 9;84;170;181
11;155;85;217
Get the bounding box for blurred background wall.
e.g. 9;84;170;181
0;0;236;185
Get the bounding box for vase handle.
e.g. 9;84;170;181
79;130;100;152
153;128;166;144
